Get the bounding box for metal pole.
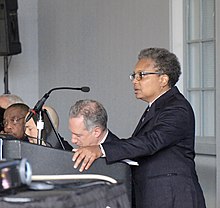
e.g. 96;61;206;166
3;56;9;94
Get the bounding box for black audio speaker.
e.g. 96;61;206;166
0;0;21;56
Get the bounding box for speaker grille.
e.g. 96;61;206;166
0;0;21;56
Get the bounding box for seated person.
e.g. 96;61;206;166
0;94;24;109
43;105;59;130
0;93;24;130
25;106;73;151
25;113;46;145
43;106;73;151
2;102;72;151
1;103;29;141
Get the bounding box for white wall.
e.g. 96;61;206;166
38;0;170;143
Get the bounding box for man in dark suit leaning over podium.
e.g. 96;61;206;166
69;99;118;148
72;48;206;208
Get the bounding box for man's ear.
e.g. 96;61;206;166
92;126;102;138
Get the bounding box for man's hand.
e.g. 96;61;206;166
72;145;103;172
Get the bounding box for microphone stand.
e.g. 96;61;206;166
26;86;90;123
37;110;44;145
4;56;9;94
26;86;90;148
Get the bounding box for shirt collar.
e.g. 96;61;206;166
148;88;171;107
100;129;109;144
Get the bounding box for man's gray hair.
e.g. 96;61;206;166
69;99;108;131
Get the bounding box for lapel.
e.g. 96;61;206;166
132;105;154;136
132;87;179;136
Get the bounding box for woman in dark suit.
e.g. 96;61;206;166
73;48;206;208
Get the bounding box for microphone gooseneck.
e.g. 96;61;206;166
25;86;90;122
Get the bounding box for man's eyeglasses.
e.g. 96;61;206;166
129;71;163;81
1;117;25;128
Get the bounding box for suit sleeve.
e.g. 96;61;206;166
103;104;194;163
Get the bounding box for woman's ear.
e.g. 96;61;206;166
160;74;169;87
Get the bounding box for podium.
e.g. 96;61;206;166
0;137;132;205
0;182;130;208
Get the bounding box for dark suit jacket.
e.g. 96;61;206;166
103;87;206;208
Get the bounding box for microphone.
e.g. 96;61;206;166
26;86;90;122
81;86;90;92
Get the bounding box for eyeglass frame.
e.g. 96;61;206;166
129;71;164;81
2;116;25;128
